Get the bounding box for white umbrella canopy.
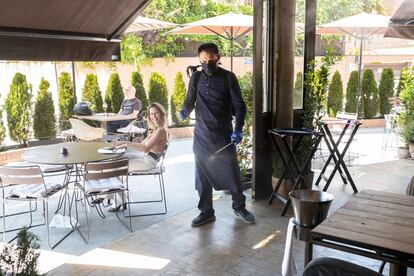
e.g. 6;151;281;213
317;12;390;118
168;12;304;71
124;16;178;33
385;0;414;40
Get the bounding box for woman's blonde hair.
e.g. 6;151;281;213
147;102;168;129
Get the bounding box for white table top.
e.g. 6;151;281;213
73;113;137;122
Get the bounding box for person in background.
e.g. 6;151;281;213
179;42;255;227
108;102;168;212
107;85;142;133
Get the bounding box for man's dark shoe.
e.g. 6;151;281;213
191;213;216;227
234;208;255;224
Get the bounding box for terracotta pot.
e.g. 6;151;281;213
272;171;314;200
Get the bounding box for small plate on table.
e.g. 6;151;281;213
97;147;126;154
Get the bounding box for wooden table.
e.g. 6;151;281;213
73;113;136;129
310;190;414;276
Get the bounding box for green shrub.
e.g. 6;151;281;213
293;71;303;108
0;108;5;148
81;74;103;113
58;72;76;130
170;72;189;126
327;70;344;117
33;78;56;139
131;71;148;110
396;74;404;97
239;72;253;129
148;72;168;112
105;73;124;113
345;70;358;113
0;227;40;275
378;67;394;116
399;66;414;145
4;73;32;145
361;69;379;119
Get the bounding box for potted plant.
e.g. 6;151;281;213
398;66;414;158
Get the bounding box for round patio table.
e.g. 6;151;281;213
22;142;124;165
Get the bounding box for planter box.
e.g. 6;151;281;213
169;126;194;139
0;148;27;165
359;118;384;128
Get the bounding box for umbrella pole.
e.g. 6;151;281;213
355;38;364;119
230;27;234;72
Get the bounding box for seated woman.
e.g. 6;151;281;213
108;102;168;212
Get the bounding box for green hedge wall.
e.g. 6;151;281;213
131;71;148;111
148;72;168;112
33;78;56;139
361;69;378;119
5;72;32;145
105;73;124;113
327;70;343;117
378;67;394;116
170;72;188;126
82;73;103;113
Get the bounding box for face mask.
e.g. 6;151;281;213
201;61;219;75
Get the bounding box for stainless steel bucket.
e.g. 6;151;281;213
289;189;334;228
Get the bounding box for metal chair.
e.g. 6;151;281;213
0;165;73;249
126;144;168;218
69;118;106;141
82;158;132;242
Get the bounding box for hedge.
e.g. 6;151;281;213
4;72;32;145
170;72;188;126
148;72;168;112
82;74;103;113
327;70;344;117
378;67;394;116
105;73;124;113
361;69;378;119
345;70;358;113
33;78;56;139
131;71;148;111
293;71;303;108
58;72;76;130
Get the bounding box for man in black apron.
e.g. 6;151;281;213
179;43;255;227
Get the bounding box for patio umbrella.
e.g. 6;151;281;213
167;13;253;71
124;16;177;33
317;12;390;117
384;0;414;40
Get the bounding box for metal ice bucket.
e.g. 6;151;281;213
289;189;334;228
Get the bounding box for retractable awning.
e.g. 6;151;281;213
0;0;151;61
384;0;414;40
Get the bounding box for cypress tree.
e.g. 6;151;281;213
293;72;303;108
378;67;394;116
148;72;168;112
105;73;124;113
58;72;76;130
81;74;103;113
33;78;56;139
361;69;379;119
4;72;32;145
327;70;344;117
131;71;148;111
345;70;358;113
170;72;189;126
396;74;404;98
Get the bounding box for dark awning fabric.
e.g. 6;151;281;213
0;0;151;61
384;0;414;40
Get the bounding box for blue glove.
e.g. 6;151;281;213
178;110;187;121
231;131;243;145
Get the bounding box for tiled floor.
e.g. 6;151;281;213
48;159;414;275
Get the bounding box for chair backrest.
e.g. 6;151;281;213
0;166;44;186
69;118;105;141
157;143;169;168
84;158;129;181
